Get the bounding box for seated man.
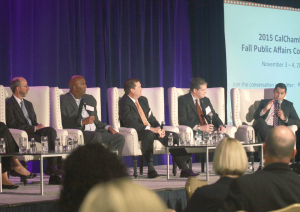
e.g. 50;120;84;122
220;126;300;211
178;77;227;134
119;78;197;178
6;77;61;185
253;83;300;142
60;75;125;158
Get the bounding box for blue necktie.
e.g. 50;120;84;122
20;101;32;125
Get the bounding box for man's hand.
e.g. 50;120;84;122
108;126;120;135
218;125;227;133
263;99;273;113
82;116;95;125
277;109;285;121
150;127;164;138
35;124;45;131
200;124;214;132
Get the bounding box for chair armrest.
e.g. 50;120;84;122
64;129;84;145
118;127;141;156
225;125;237;138
55;129;68;138
164;126;179;133
235;125;255;143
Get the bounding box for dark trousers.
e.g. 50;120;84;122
0;122;18;173
82;129;125;159
137;130;189;169
28;127;58;166
255;118;273;142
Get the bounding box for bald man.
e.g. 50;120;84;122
60;75;125;158
6;77;61;185
220;126;300;211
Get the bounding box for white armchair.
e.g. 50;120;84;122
231;88;297;150
0;86;68;163
107;87;178;178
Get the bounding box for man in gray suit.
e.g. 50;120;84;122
60;75;125;158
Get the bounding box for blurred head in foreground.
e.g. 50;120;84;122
59;143;128;212
213;137;248;177
79;178;167;212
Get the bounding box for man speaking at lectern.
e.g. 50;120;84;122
253;83;300;142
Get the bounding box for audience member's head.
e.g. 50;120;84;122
79;178;167;212
213;137;248;177
68;75;87;98
59;143;128;212
264;125;296;165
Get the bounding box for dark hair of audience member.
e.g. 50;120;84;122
274;83;287;92
58;143;128;212
124;78;140;94
190;77;207;92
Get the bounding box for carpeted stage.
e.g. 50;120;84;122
0;162;259;212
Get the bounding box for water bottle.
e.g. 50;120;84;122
55;137;61;153
67;137;73;152
197;126;202;145
0;138;6;153
194;132;199;146
30;138;36;153
168;133;173;146
41;137;48;153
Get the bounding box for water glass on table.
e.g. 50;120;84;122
19;137;27;154
73;135;79;149
55;137;62;153
29;138;36;153
0;138;6;153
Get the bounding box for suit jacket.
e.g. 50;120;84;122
60;92;107;131
220;163;300;212
253;99;300;129
119;95;160;131
178;93;224;129
184;177;233;212
6;96;38;134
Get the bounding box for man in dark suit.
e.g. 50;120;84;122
178;77;226;134
6;77;61;184
253;83;300;142
60;75;124;158
220;125;300;211
119;78;198;178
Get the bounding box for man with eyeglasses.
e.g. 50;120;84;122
6;77;62;185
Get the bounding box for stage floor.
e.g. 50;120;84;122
0;162;260;206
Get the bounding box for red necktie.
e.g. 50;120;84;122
195;99;206;126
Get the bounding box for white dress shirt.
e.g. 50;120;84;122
260;100;288;125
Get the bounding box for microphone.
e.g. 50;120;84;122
208;112;213;124
277;100;282;110
160;121;165;130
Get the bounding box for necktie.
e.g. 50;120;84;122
135;101;149;126
195;99;206;126
20;101;32;125
273;100;279;127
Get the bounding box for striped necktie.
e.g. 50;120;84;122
273;100;278;127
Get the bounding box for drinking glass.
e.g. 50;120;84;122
248;130;253;143
41;136;48;153
73;135;79;149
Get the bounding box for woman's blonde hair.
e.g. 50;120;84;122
79;178;167;212
213;137;248;176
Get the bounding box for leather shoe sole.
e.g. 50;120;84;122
2;184;19;189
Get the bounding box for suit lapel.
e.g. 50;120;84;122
10;96;28;124
67;92;80;112
125;95;142;123
187;94;199;118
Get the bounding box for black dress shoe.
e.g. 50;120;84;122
180;169;200;178
10;170;37;179
45;166;63;176
49;175;62;185
147;170;160;179
2;184;19;189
